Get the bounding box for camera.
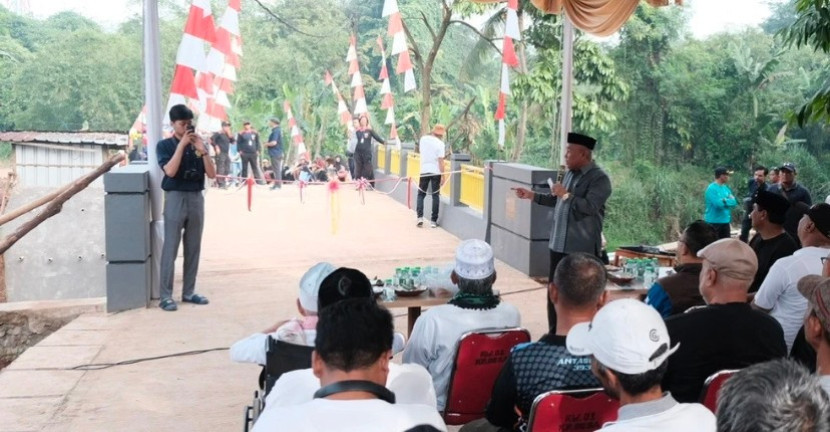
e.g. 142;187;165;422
186;124;195;134
182;168;200;181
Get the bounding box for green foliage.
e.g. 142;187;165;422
783;0;830;124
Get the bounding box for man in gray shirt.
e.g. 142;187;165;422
514;132;612;330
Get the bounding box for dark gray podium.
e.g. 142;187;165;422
104;164;152;312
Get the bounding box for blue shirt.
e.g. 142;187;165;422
267;126;283;158
704;182;737;224
157;136;206;191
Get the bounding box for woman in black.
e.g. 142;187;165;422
354;116;385;182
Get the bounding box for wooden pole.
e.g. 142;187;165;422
0;152;126;255
0;183;67;227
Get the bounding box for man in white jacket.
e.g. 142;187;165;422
566;299;715;431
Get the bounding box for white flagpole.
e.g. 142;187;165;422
144;0;164;300
558;14;575;168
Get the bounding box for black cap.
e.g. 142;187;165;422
269;117;280;125
754;190;790;225
781;162;797;173
567;132;596;150
714;167;733;177
795;203;830;238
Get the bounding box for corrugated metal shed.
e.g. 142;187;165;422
0;131;128;188
0;131;128;147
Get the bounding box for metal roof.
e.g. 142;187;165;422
0;131;128;147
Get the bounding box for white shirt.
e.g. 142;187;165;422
251;398;447;432
755;246;829;351
418;135;445;175
265;363;438;408
229;317;316;365
601;394;715;432
821;375;830;396
402;302;521;410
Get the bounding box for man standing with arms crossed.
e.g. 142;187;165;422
416;124;446;228
513;132;612;330
704;167;738;239
266;118;283;190
156;104;216;311
210;121;233;189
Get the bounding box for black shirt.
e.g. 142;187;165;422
236;131;260;154
486;334;600;431
355;128;385;154
211;131;234;154
156;136;206;192
663;303;787;403
749;231;798;293
767;183;812;241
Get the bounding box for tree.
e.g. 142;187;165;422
783;0;830;125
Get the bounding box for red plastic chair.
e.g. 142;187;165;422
526;388;619;432
442;328;531;425
700;369;739;413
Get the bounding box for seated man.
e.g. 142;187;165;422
716;359;830;432
266;361;437;408
753;203;830;351
230;262;335;365
476;253;607;432
748;190;798;293
645;220;718;318
253;298;447;431
403;239;521;412
663;238;787;403
567;299;715;431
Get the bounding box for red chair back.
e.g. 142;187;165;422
700;369;739;412
526;388;619;432
443;328;531;425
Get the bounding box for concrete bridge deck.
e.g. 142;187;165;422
0;185;549;431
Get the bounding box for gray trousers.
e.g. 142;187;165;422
160;190;205;300
269;155;283;187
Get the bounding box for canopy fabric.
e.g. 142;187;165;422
473;0;678;37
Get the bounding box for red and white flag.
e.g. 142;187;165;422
495;0;521;149
284;101;308;161
383;0;416;93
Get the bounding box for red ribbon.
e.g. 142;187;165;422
355;178;369;205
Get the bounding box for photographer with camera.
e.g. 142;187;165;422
156;104;216;312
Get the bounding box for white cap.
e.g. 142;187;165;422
454;239;495;280
298;262;336;313
566;299;679;375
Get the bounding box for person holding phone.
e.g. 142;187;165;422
513;133;612;331
156;104;216;312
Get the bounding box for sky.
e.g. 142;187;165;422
13;0;773;39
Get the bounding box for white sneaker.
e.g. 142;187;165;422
416;218;424;228
430;221;438;228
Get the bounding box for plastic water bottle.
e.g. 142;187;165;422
643;260;656;288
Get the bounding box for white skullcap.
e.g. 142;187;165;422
298;262;336;313
454;239;495;280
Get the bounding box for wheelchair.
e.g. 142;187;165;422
242;338;314;431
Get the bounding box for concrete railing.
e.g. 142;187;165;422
407;152;420;181
390;148;402;176
376;144;387;171
440;160;451;197
460;165;485;211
